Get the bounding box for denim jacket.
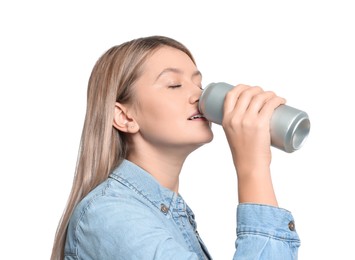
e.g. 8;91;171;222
65;159;300;259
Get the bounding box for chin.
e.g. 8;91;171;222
205;131;214;143
194;131;214;145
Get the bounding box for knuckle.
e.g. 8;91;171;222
222;114;240;129
236;84;249;88
253;86;263;92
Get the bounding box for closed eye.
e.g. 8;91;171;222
169;84;182;89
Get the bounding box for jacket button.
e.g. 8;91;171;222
160;204;169;214
288;221;295;231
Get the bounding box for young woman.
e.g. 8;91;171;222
51;36;300;259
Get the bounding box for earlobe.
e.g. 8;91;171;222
113;103;139;133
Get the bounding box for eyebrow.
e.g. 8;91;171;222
155;68;202;82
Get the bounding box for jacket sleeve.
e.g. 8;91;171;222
233;203;301;260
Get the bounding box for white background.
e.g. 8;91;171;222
1;1;354;259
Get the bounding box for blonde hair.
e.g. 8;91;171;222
50;36;195;260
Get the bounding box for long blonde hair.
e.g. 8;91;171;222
50;36;195;259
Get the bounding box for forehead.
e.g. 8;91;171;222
141;46;197;79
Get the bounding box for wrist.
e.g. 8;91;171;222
237;169;278;207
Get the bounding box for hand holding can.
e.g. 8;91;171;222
198;82;310;153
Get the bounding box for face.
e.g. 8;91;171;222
129;46;213;152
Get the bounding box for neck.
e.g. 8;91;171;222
127;144;192;193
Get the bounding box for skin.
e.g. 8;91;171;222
223;85;285;206
113;46;285;206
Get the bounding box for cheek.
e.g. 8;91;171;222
138;95;182;121
137;100;187;136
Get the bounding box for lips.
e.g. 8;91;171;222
188;112;205;120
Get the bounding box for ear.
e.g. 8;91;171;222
113;102;139;133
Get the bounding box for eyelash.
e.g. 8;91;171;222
169;84;182;89
168;84;203;90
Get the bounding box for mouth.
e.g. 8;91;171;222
188;113;206;120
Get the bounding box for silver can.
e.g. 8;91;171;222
198;82;310;153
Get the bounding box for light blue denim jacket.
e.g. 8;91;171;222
65;159;300;259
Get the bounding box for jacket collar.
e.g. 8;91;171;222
109;159;188;215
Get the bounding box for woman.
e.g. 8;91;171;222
51;36;300;259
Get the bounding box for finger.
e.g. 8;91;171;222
259;96;286;119
246;91;278;115
223;84;250;116
233;86;264;115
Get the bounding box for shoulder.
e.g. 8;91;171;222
70;178;162;229
66;177;172;243
65;178;174;259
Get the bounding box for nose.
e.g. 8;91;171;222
189;84;203;104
